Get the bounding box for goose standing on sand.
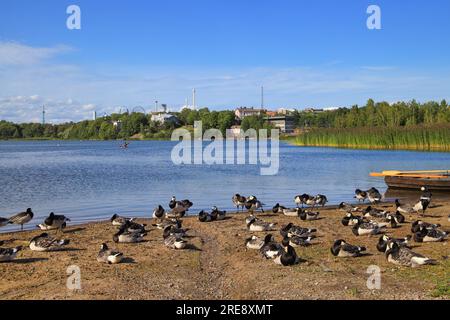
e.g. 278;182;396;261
274;237;300;266
0;216;10;227
395;198;429;215
246;216;276;232
169;196;177;209
420;186;432;203
167;196;192;218
29;233;70;251
367;187;382;204
0;245;22;262
412;198;430;216
9;208;34;231
414;228;448;243
152;205;165;219
331;239;366;257
259;234;283;259
113;226;145;243
37;212;70;232
352;220;387;236
169;196;193;212
299;210;320;221
294;194;315;208
198;210;212;222
294;195;303;207
163;226;187;249
385;241;437;267
97;243;124;264
354;189;368;203
245;196;264;213
377;235;411;253
314;194;328;207
232;194;247;212
211;206;226;220
110;214;133;226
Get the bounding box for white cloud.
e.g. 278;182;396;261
0;41;72;66
81;104;96;111
0;42;449;123
361;66;397;71
0;95;98;124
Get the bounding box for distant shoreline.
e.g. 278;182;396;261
2;135;449;153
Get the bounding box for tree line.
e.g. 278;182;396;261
1;100;449;140
0;108;266;140
293;99;450;128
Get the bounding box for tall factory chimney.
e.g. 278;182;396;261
261;86;265;109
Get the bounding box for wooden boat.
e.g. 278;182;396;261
370;170;450;192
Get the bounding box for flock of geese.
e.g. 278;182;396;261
0;187;448;268
241;187;448;267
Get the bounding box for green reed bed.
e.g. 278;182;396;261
291;124;450;151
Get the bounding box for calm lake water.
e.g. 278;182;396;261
1;140;449;232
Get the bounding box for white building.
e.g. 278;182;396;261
235;107;267;119
151;113;180;125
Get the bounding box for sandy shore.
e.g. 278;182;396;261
0;201;449;300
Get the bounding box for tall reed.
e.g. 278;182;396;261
291;124;450;151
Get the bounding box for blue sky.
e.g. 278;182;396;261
1;0;449;123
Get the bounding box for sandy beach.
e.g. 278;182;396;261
0;201;449;300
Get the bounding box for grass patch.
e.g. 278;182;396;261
431;281;450;298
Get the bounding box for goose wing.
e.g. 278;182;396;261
397;247;423;263
260;243;282;258
426;228;447;238
341;243;363;255
290;226;315;237
0;247;17;256
34;236;60;249
290;236;311;246
9;212;28;223
359;222;377;230
253;220;270;228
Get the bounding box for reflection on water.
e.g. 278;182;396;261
1;140;449;232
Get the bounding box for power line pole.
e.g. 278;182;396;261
42;106;46;125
